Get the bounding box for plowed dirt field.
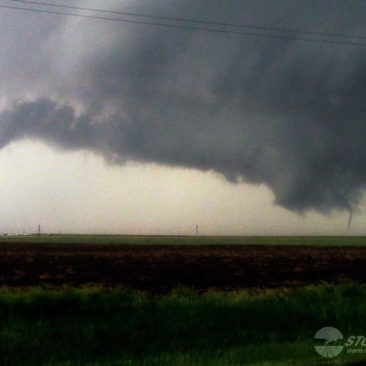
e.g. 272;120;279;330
1;242;366;292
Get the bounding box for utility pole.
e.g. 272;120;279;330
38;224;41;236
195;225;199;236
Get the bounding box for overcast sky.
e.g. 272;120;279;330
1;0;366;235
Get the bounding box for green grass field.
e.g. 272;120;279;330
1;283;366;365
2;234;366;246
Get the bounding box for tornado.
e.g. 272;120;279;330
347;208;353;234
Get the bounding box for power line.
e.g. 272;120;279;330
8;0;366;41
1;3;366;47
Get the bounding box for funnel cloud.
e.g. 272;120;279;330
1;0;366;219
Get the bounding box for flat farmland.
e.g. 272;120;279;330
1;239;366;291
3;237;366;365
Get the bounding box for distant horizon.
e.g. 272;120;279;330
1;232;365;238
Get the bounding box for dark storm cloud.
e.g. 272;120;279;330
1;0;366;216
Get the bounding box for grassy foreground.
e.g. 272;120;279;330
1;283;366;365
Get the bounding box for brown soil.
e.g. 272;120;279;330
1;243;366;292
